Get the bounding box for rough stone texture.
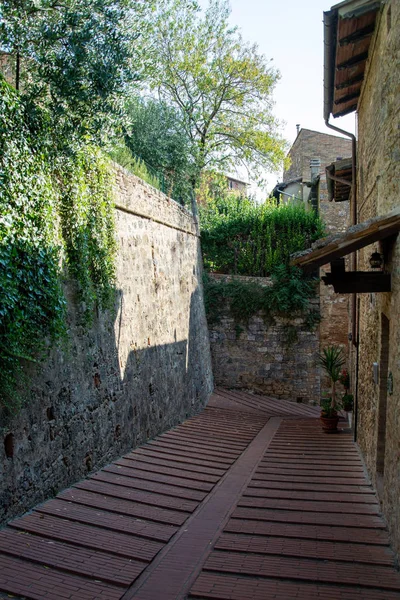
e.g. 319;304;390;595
208;275;320;405
318;175;351;395
353;1;400;559
0;166;213;526
283;128;352;183
283;128;351;396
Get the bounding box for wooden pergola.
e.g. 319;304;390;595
291;208;400;293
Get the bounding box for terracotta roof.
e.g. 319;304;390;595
324;0;382;120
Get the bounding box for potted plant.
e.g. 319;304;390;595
319;345;345;432
341;394;354;412
339;368;354;426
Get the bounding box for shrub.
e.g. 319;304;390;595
200;195;324;276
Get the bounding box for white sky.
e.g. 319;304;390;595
198;0;357;197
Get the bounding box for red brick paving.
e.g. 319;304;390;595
188;415;400;600
0;390;399;600
123;418;281;600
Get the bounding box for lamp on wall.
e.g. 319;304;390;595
369;251;383;269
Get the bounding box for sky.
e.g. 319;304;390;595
198;0;357;196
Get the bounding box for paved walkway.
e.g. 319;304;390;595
0;389;399;600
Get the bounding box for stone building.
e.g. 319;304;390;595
277;128;352;380
293;0;400;558
280;127;352;208
226;175;248;195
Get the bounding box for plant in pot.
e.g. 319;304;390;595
339;369;354;412
319;345;345;432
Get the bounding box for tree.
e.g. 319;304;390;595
0;0;153;146
122;97;196;201
148;0;287;185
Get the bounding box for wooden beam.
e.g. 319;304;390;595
330;258;345;276
322;272;391;294
337;51;369;70
335;73;364;90
334;90;361;106
338;23;375;46
332;103;359;117
292;209;400;271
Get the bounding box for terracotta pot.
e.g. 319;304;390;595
320;414;340;432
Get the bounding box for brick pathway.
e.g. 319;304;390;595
0;389;399;600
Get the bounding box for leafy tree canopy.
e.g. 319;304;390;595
0;0;154;146
148;0;287;184
121;97;196;201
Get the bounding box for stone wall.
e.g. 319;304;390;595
283;128;352;183
318;175;351;395
283;128;352;395
208;275;320;404
0;166;214;525
353;1;400;558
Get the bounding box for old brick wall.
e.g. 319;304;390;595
318;175;351;395
353;1;400;558
0;165;214;525
208;275;320;404
283;129;352;183
283;128;352;395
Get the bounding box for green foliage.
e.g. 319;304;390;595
200;196;325;276
0;0;153;146
59;147;117;315
319;346;345;384
148;0;287;184
109;144;161;190
0;76;116;412
203;267;319;331
341;394;354;411
121;97;196;203
319;345;345;410
320;397;339;418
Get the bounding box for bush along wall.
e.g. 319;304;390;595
199;194;325;277
200;191;324;331
200;186;323;401
203;266;321;337
0;76;116;415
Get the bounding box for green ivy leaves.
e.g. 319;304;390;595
203;267;320;330
0;76;116;413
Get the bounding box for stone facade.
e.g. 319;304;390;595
283;128;351;393
283;128;352;183
0;166;213;525
208;275;320;404
350;1;400;558
318;174;351;395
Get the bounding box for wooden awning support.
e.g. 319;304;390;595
291;208;400;272
291;209;400;294
321;259;391;293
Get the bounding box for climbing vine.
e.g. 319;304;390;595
203;266;321;333
59;147;116;315
0;76;116;413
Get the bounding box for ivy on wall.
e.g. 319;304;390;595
0;76;116;413
203;267;320;330
59;148;116;316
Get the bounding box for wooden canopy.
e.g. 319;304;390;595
291;208;400;273
326;158;353;202
324;1;382;120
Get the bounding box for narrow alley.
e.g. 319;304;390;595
1;389;399;600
